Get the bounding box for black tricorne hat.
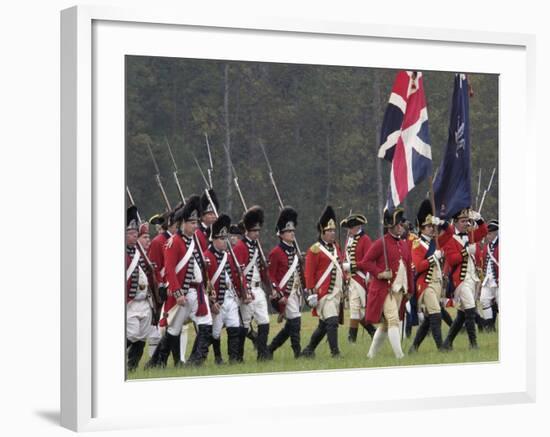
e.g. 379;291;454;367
149;213;165;226
200;189;219;216
127;205;139;231
416;199;433;228
318;205;337;233
383;207;406;228
242;206;264;231
174;195;201;223
340;213;367;228
276;206;298;234
211;214;231;240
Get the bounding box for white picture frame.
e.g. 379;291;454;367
61;5;536;432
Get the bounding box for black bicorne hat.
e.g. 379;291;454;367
211;214;231;240
416;199;433;228
148;213;165;226
200;189;219;216
383;207;406;228
127;205;139;231
242;206;264;231
318;205;337;233
488;219;499;232
340;213;367;228
174;195;201;223
276;207;298;234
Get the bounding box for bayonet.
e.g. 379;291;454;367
478;167;496;213
205;133;214;189
164;136;186;204
145;140;172;211
192;151;211;190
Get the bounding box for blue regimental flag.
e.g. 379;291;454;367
433;74;471;219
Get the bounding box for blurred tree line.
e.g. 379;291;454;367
126;56;498;249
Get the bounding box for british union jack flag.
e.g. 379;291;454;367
378;71;432;212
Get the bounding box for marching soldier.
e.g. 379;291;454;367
205;214;246;364
440;208;488;350
233;206;273;361
408;200;452;352
229;223;244;247
301;206;346;358
358;207;413;359
480;219;499;331
340;213;376;342
267;207;303;359
145;195;213;368
126;206;154;371
196;189;219;251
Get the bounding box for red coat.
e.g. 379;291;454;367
195;225;209;252
205;248;247;301
442;223;488;288
148;232;169;284
412;227;453;298
305;240;345;317
358;233;414;324
482;237;499;284
269;243;301;314
343;232;372;290
233;238;270;286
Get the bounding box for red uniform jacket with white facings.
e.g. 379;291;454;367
268;242;301;314
442;223;488;289
195;224;209;252
148;231;169;284
412;226;453;298
344;232;372;290
305;240;345;317
205;248;247;301
358;233;414;324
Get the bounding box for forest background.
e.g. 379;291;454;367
126;56;498;249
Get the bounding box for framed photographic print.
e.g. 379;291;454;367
61;5;535;432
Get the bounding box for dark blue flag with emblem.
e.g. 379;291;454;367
433;74;471;219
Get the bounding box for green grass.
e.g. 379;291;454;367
129;308;498;380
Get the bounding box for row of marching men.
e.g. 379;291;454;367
126;190;500;371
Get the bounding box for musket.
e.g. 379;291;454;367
223;142;274;298
164;136;186;204
125;186;162;324
258;140;307;306
204;189;251;302
478;167;496;214
192;152;211;190
145;140;172;211
204;133;214;189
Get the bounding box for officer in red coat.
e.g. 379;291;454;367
126;206;154;371
205;214;246;364
145;195;213;368
301;206;346;358
408;199;452;352
233;206;273;361
267;207;303;358
440;208;488;350
358;207;413;359
480;219;499;331
340;213;376;342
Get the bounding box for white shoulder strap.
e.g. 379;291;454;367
126;250;140;281
175;238;195;274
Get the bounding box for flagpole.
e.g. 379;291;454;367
428;175;440;250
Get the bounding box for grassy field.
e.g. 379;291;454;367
129;308;498;380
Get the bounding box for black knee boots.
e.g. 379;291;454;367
301;319;327;358
409;316;430;353
429;312;443;350
441;310;465;351
187;324;213;366
145;331;178;369
212;337;224;365
464;308;479;349
127;340;145;372
256;323;272;361
325;316;340;357
226;327;241;363
288;317;302;358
